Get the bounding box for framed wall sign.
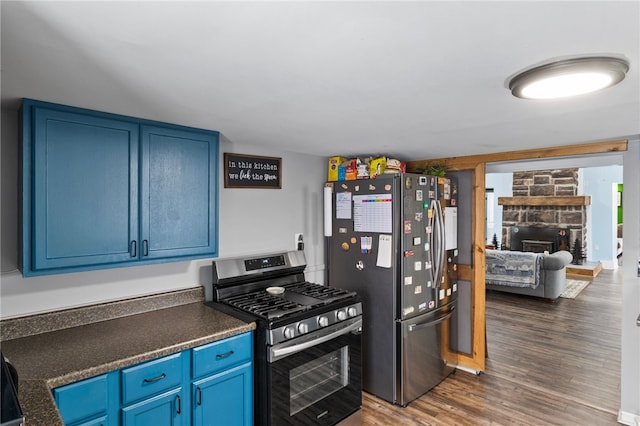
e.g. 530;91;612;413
224;153;282;189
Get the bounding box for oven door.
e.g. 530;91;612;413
268;316;362;426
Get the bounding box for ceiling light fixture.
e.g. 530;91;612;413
508;56;629;100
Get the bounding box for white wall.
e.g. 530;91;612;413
619;139;640;425
485;172;512;246
581;165;623;268
0;107;327;319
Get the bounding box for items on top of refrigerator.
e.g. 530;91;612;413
327;156;347;181
384;158;405;174
327;155;406;181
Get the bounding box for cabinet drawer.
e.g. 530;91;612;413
192;332;252;379
54;374;108;425
121;352;183;404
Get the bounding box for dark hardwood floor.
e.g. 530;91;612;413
361;268;622;425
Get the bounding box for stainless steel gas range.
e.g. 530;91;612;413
206;251;363;426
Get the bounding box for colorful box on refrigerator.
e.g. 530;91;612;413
328;156;346;181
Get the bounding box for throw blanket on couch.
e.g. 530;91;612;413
486;250;541;288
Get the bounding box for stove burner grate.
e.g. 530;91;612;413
224;292;307;319
284;282;352;300
220;281;356;320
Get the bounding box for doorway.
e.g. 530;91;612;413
483;156;624;415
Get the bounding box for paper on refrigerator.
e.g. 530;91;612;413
336;191;352;219
444;207;458;250
353;194;393;233
376;234;393;268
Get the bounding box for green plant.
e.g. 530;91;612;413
426;164;446;176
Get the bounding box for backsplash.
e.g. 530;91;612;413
0;286;204;341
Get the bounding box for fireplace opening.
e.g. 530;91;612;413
521;240;554;253
510;226;570;253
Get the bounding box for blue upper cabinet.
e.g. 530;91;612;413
140;125;218;260
20;99;219;276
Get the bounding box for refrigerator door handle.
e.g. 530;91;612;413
408;306;456;332
433;199;445;287
428;200;438;285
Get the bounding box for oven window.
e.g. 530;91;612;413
289;346;349;415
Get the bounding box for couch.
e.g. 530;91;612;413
485;249;573;299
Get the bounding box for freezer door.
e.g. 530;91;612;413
326;176;398;403
397;303;457;406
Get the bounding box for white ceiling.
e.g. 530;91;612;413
2;1;639;161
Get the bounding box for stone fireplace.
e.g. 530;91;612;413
498;168;589;256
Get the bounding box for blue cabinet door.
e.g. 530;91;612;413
25;101;139;275
53;371;119;426
140;125;218;260
21;99;219;276
192;363;253;426
54;374;109;425
122;388;184;426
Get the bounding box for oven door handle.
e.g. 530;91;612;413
269;317;362;363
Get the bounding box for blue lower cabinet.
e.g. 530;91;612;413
192;363;253;426
120;351;189;426
121;353;184;406
53;372;118;426
52;332;253;426
121;388;184;426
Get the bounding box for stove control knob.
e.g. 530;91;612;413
298;322;309;334
318;316;329;327
347;307;358;318
283;326;295;340
337;310;347;321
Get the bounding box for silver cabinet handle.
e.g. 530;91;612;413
636;313;640;327
143;373;166;383
216;350;234;360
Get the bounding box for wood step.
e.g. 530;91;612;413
566;261;603;278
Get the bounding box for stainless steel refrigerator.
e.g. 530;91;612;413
325;173;458;406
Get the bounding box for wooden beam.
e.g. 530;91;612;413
497;195;591;206
470;162;486;371
406;139;628;173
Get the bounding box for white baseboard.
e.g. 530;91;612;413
617;409;640;425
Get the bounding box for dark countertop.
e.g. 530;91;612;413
0;301;255;426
